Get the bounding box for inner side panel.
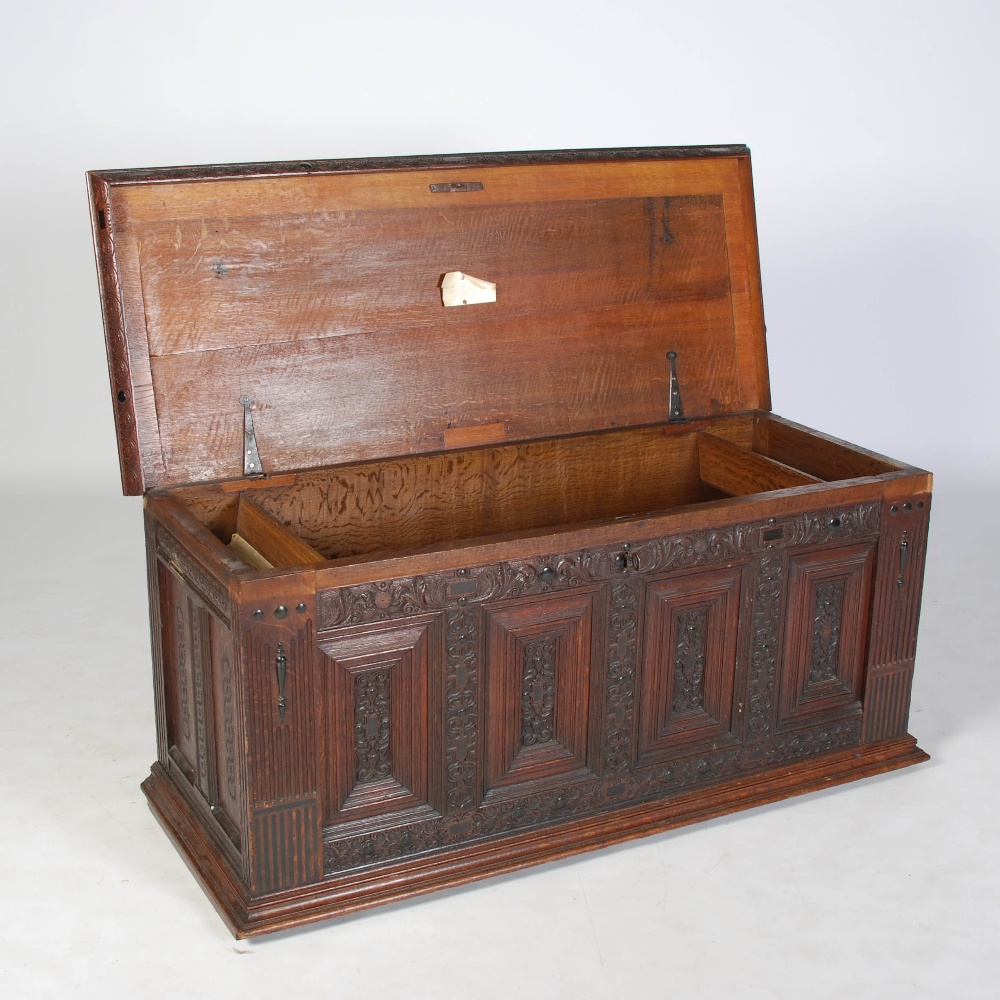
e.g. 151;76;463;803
128;189;746;486
163;415;902;569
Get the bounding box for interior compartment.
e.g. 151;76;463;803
165;413;903;570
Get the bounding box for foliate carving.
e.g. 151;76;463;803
315;503;880;633
220;655;239;802
786;503;881;547
317;554;610;630
190;604;210;790
632;525;755;574
810;581;845;684
324;716;862;873
673;608;708;713
156;525;231;623
520;637;557;746
175;603;192;742
604;577;639;773
445;608;479;811
755;717;861;766
354;670;392;783
315;499;882;871
746;553;783;740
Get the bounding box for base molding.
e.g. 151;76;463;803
143;736;929;938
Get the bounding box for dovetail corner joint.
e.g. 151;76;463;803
666;351;685;422
241;396;264;477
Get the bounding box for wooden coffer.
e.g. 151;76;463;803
88;145;931;936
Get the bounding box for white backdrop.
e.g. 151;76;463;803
2;0;997;490
2;3;998;997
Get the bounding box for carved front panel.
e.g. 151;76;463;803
777;542;875;730
636;565;746;765
314;501;877;875
482;590;602;798
318;616;444;822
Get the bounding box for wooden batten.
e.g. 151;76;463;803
231;496;326;569
698;432;822;496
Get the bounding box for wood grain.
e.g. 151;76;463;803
92;149;767;492
235;496;325;568
698;431;822;495
753;414;903;481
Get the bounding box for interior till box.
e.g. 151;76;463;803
163;412;902;571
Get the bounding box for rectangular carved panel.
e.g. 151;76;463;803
318;616;443;823
777;541;875;730
483;590;602;798
636;565;745;765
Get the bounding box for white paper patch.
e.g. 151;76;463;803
441;271;497;307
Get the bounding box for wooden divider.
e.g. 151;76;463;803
228;496;326;570
698;432;821;497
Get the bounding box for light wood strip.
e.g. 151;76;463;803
118;159;740;222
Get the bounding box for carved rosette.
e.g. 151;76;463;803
632;524;755;574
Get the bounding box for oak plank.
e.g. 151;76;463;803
698;431;822;496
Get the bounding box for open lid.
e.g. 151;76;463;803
89;145;768;495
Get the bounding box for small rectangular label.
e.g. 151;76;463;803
449;579;478;598
429;181;483;193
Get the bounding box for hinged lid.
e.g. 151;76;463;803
89;145;768;495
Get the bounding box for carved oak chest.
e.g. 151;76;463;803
88;145;931;936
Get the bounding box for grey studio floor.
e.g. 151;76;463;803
1;477;997;999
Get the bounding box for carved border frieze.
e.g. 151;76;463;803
155;525;231;623
324;716;861;873
316;501;879;631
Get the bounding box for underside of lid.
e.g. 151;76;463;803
89;146;768;495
